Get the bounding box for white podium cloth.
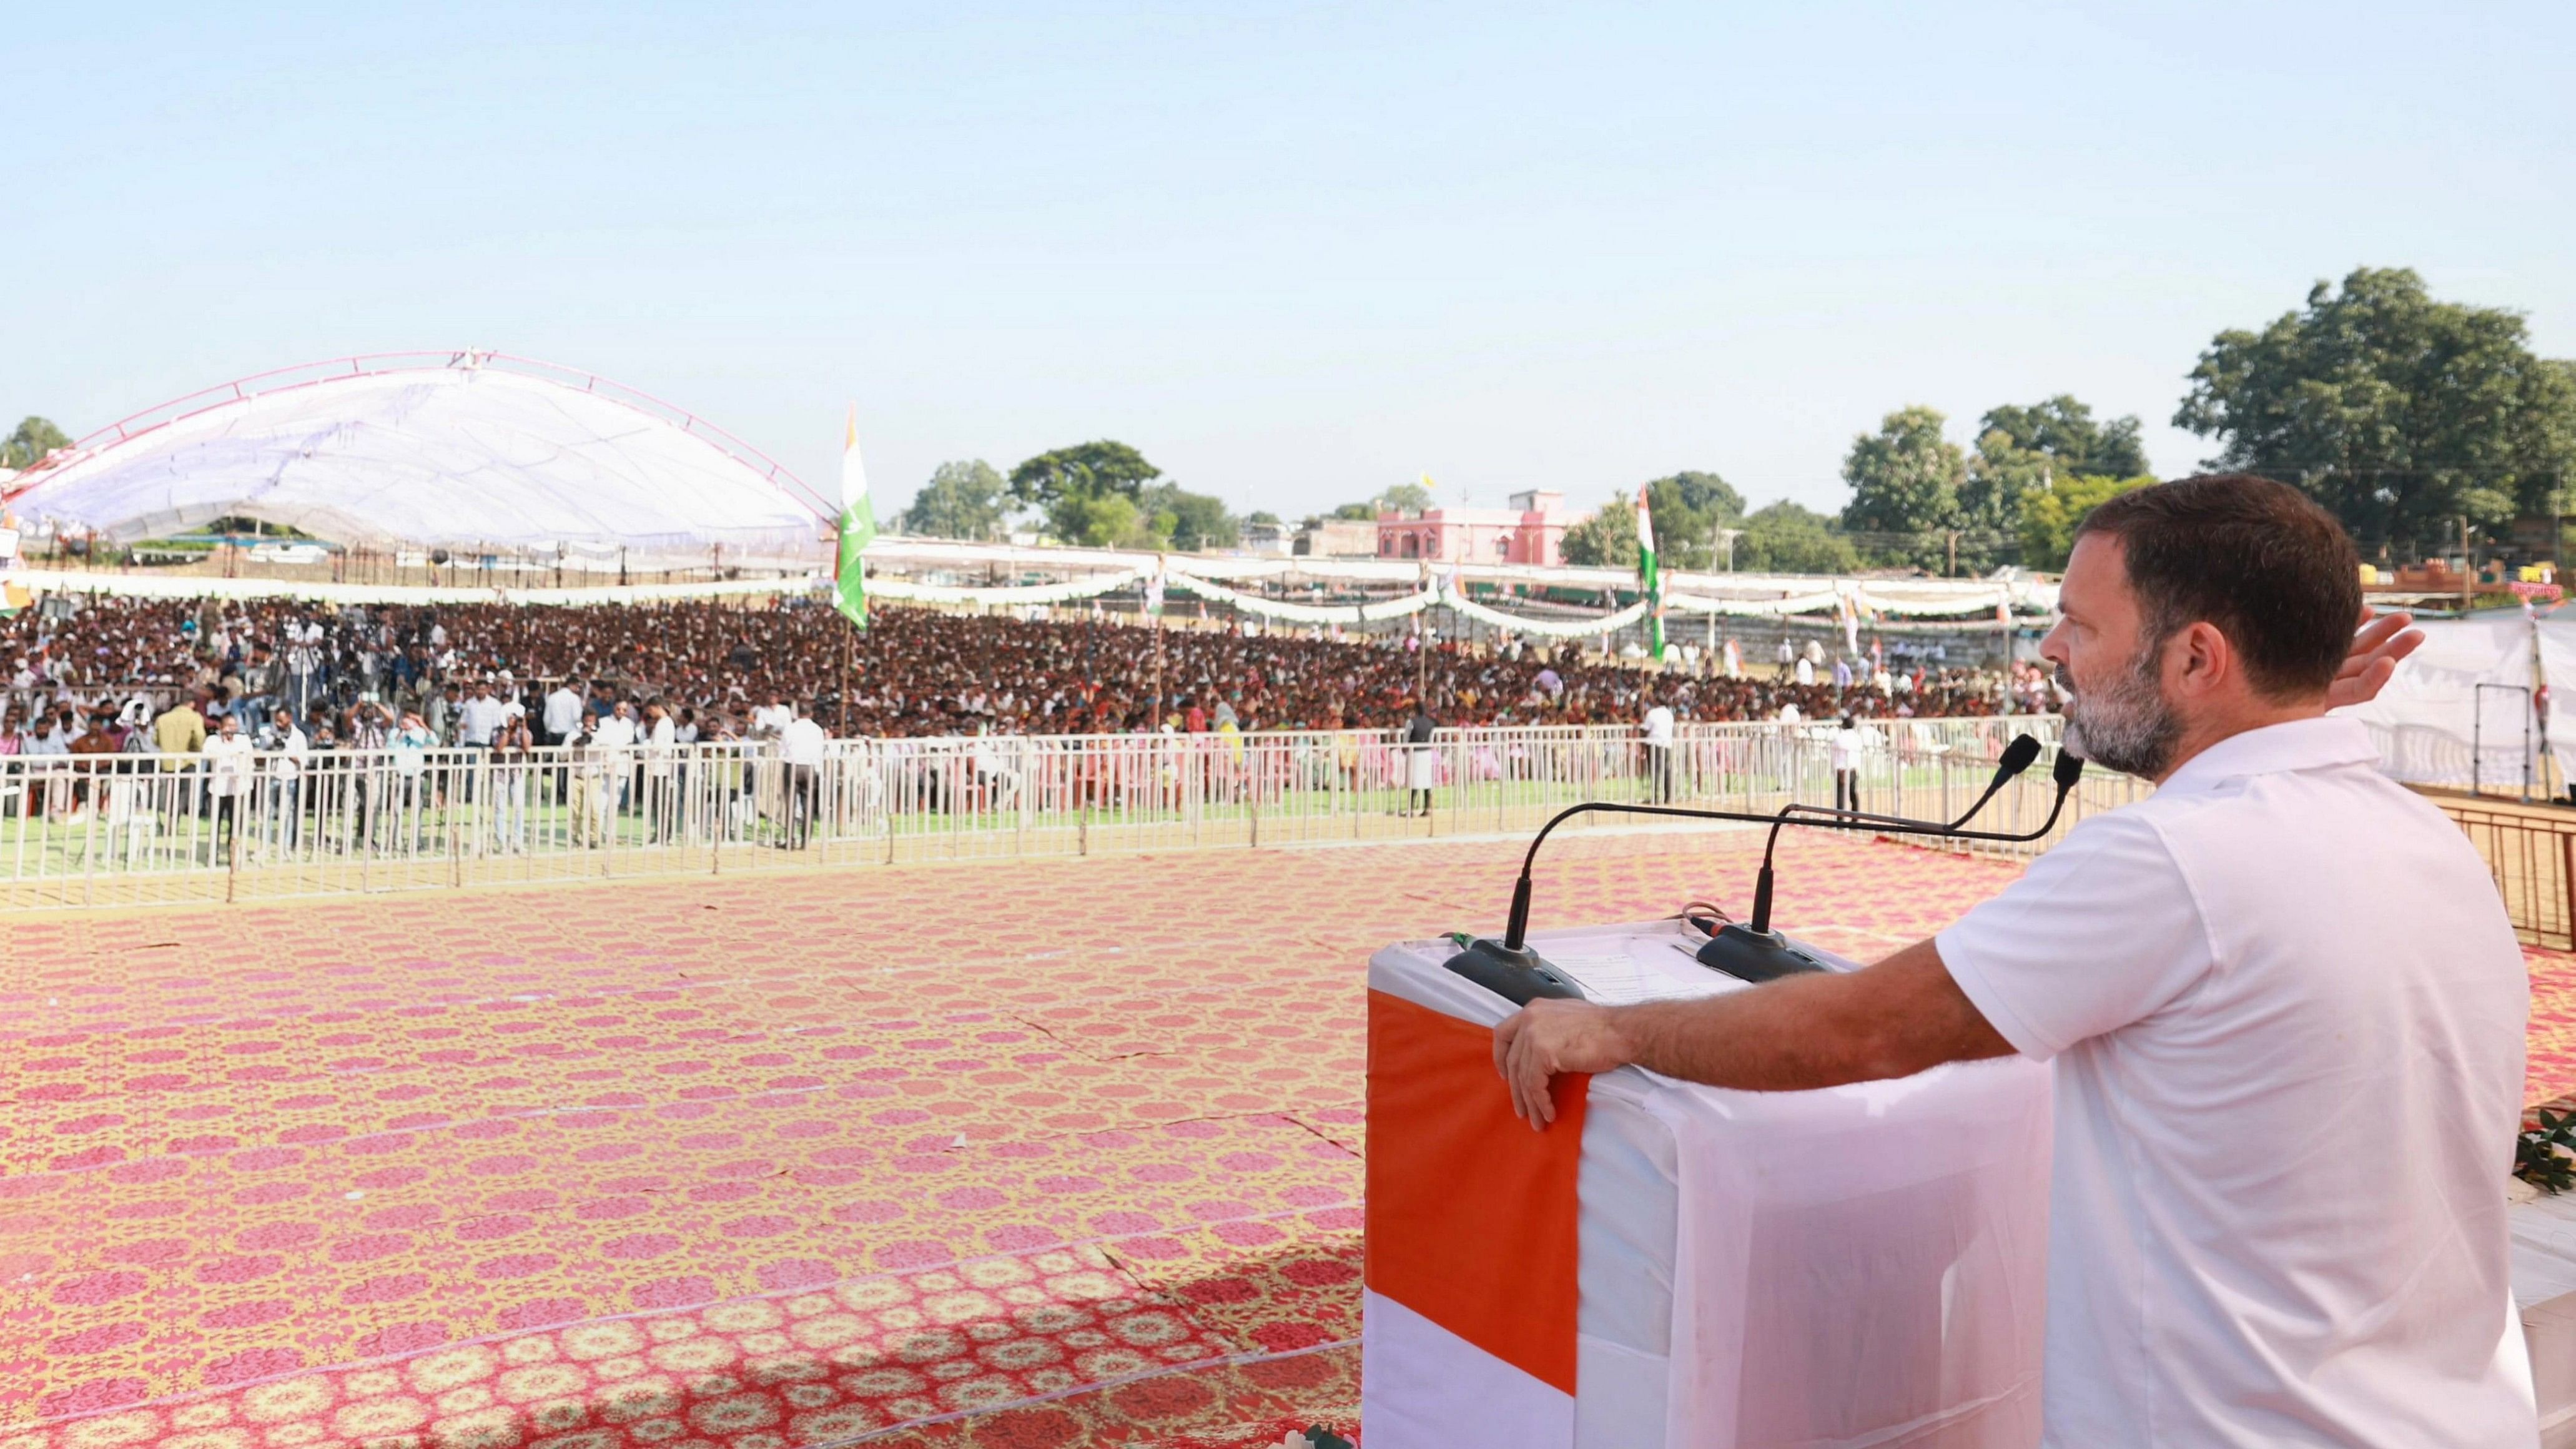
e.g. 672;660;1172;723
1364;921;2053;1449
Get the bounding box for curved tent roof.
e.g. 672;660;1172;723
3;352;831;570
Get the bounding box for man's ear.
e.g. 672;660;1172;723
2167;620;2234;698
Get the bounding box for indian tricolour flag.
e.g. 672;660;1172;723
1637;491;1664;661
834;406;874;628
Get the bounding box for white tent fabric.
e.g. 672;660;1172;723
9;566;820;608
6;360;829;570
2341;613;2544;791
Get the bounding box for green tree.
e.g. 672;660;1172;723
2017;473;2156;570
1737;501;1860;575
898;459;1008;540
1010;441;1165;544
2174;267;2576;554
2;416;71;470
1978;396;2148;478
1960;397;2151;563
1326;480;1435;522
1057;492;1162;549
1637;470;1744;571
1141;483;1239;552
1559;493;1639;567
1840;405;1968;570
1378;480;1435;516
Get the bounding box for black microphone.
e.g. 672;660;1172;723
1445;738;2085;1005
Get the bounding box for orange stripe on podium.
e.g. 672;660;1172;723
1365;988;1589;1395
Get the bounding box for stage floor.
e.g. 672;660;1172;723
7;829;2572;1448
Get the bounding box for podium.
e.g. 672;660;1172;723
1362;919;2053;1449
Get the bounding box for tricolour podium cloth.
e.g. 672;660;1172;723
1364;921;2053;1448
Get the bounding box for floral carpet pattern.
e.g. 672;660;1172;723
6;827;2563;1448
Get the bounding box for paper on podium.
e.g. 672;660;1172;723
1534;921;1863;1005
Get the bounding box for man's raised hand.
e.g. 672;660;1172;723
2326;607;2424;712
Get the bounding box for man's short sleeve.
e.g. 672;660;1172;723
1936;809;2212;1061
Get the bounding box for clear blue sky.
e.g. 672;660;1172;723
7;2;2570;525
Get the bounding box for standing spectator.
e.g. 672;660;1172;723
154;691;211;824
265;706;307;851
390;710;434;851
569;718;611;848
153;693;207;756
66;706;121;823
343;700;390;851
1641;691;1676;804
491;711;533;853
780;700;827;848
1830;711;1867;814
202;712;255;857
1402;700;1438;818
643;700;678;841
285;633;321;716
543;676;583;747
458;678;505;749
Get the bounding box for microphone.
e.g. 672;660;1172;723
1445;736;2085;1005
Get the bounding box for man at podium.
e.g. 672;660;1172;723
1496;475;2535;1447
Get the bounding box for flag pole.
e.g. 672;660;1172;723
832;404;876;738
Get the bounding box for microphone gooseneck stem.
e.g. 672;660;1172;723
1493;738;2081;950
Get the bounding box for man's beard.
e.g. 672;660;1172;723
2056;641;2181;779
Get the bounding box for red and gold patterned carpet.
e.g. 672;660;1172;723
5;829;2571;1449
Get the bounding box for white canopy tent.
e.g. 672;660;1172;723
1;352;832;571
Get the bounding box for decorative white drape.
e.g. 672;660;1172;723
1165;571;1438;624
1441;590;1651;638
868;568;1148;607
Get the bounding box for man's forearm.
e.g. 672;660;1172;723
1604;939;2013;1092
1606;971;1908;1091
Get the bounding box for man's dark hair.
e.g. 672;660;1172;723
2073;473;2359;699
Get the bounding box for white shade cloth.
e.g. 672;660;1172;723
8;360;828;570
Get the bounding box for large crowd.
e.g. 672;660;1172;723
1;593;2050;756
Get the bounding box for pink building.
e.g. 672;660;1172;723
1376;490;1569;566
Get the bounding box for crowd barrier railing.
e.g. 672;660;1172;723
0;717;2083;908
2435;802;2576;951
11;717;2569;947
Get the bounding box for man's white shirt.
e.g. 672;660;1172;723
1828;723;1870;771
270;725;307;781
202;733;255;796
781;717;827;766
458;695;507;746
1938;716;2534;1447
543;688;583;737
1641;705;1674;748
